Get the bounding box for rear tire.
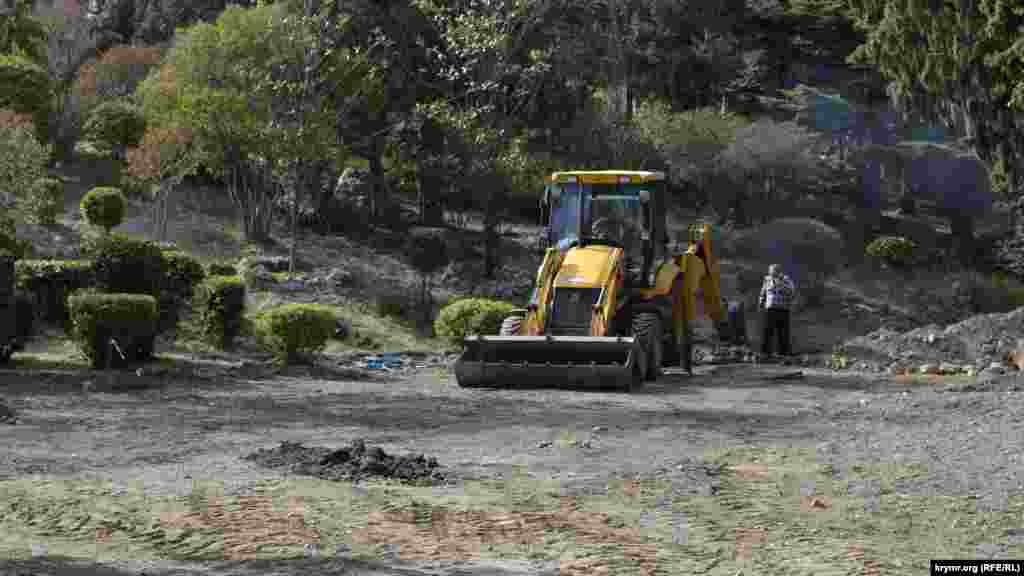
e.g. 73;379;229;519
499;315;524;336
0;342;13;365
633;312;663;382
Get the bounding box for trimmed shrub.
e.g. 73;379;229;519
15;259;95;326
195;275;246;349
434;298;517;346
375;290;411;320
24;178;64;226
13;291;34;349
0;211;30;260
0;54;53;142
83;233;164;297
866;236;917;269
254;303;337;364
82;100;147;156
206;262;238;277
67;292;158;369
80;187;126;233
159;249;205;333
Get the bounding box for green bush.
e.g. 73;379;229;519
159;249;205;333
67;291;158;369
0;54;53;142
80;187;126;233
195;275;246;349
14;291;34;349
434;298;516;346
15;259;95;326
83;233;164;297
254;303;337;364
866;236;917;268
990;272;1024;311
23;177;64;226
82;100;147;156
0;212;30;260
206;262;238;277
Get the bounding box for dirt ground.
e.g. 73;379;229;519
2;358;1023;575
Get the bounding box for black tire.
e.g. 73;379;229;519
499;315;524;336
0;342;13;365
633;312;663;382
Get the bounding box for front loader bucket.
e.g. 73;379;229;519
454;335;644;391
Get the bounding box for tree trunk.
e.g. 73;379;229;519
289;164;300;278
369;114;388;223
949;212;975;267
484;177;501;279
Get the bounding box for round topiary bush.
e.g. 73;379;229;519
67;291;158;369
80;187;126;233
25;177;64;226
82;100;146;156
254;303;338;364
866;236;917;269
434;297;516;346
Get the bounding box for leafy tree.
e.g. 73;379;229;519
137;4;298;242
82;100;147;158
0;52;53;143
0;0;47;64
34;0;101;159
840;0;1024;225
75;45;164;109
124;126;197;241
0;109;51;225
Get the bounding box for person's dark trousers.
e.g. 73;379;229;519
761;308;792;356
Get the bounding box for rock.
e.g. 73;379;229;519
965;366;978;378
919;364;940;375
537;440;553;448
592;426;607;433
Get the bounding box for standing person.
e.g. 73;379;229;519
758;264;796;356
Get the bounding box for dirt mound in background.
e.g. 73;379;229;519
839;307;1024;371
244;439;445;484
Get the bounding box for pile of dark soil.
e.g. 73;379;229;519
244;439;445;484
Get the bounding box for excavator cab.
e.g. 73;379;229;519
542;174;666;288
454;170;734;391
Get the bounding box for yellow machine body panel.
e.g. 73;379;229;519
553;245;621;289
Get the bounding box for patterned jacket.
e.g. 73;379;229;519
758;273;796;310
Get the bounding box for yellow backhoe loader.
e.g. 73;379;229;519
454;170;743;391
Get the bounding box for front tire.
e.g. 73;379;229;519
633;313;663;382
